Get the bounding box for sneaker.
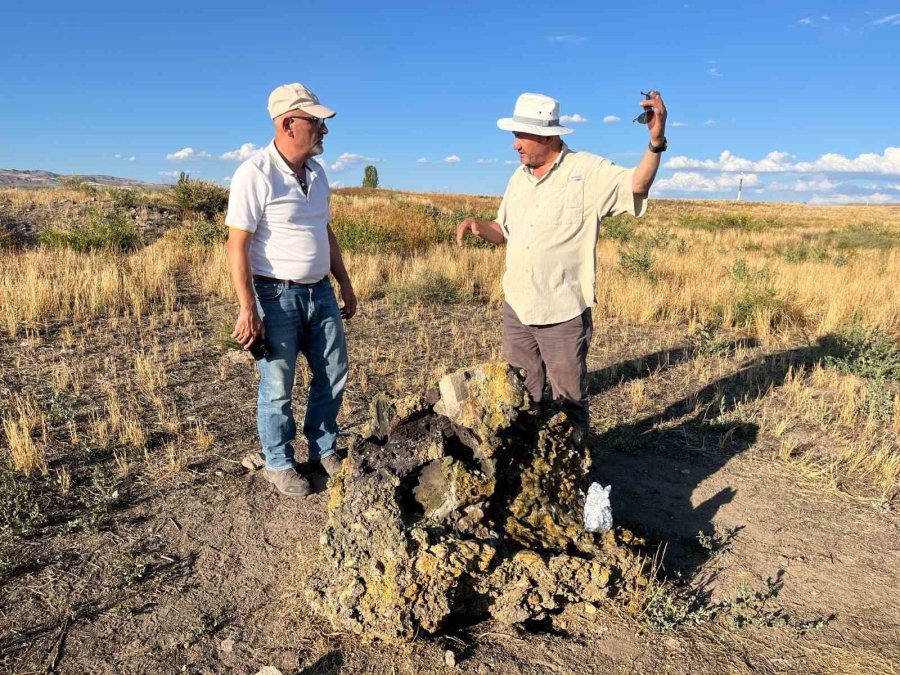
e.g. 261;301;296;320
319;453;344;478
263;468;312;497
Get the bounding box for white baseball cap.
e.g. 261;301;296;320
497;92;573;136
267;83;336;120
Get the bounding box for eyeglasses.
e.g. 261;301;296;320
288;115;327;129
632;91;656;124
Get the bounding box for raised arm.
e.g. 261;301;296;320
632;90;668;195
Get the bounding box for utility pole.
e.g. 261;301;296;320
737;174;743;201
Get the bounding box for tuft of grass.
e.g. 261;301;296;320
39;207;138;253
2;397;48;477
388;269;462;305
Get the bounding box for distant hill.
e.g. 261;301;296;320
0;168;167;190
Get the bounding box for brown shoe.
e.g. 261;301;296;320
263;468;312;497
319;453;344;478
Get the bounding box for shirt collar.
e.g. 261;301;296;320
267;140;317;179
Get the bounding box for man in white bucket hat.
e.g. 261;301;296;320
457;91;667;428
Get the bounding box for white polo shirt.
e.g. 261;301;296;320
225;140;331;283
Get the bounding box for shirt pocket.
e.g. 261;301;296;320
563;175;585;229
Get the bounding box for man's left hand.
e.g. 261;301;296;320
640;91;668;144
339;283;358;320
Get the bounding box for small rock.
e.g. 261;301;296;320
443;650;456;668
214;470;225;477
254;668;283;675
220;638;234;653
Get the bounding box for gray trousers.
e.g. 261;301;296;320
502;302;593;427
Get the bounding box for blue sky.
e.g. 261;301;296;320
2;1;899;203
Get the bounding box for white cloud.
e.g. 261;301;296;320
652;171;760;194
809;192;896;205
219;143;260;161
415;157;429;164
223;176;232;183
872;13;900;25
504;160;519;165
476;158;498;164
707;67;722;77
766;178;838;192
114;154;136;162
330;152;381;172
443;155;462;164
797;17;813;25
665;147;900;175
331;181;345;189
704;119;716;125
671;121;688;127
560;113;589;124
546;35;587;44
159;170;185;178
165;147;211;161
601;115;620;124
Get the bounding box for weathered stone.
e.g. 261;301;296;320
305;362;648;643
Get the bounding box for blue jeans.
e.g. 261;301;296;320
253;277;348;471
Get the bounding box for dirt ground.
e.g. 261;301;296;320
1;294;899;674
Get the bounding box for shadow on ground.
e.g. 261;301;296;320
588;339;828;577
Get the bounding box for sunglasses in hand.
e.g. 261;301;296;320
633;91;658;124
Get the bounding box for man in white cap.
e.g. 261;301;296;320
457;91;667;428
226;83;357;496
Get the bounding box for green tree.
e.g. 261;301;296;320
363;165;379;188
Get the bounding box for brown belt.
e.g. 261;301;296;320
252;274;324;288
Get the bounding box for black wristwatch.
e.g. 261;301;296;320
649;137;668;153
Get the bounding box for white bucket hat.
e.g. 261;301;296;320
497;92;573;136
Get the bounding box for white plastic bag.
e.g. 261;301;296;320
583;483;613;533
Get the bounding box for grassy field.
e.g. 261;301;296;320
1;181;899;673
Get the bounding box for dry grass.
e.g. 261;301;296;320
2;396;48;476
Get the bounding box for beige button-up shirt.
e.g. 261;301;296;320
497;143;646;325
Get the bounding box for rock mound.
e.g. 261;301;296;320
305;362;648;642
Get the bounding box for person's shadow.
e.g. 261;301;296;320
586;338;827;577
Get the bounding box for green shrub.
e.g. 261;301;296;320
679;213;784;232
724;258;788;327
619;241;656;280
784;244;810;263
0;470;43;537
333;217;397;253
182;217;227;247
59;175;98;196
389;270;462;305
107;188;145;210
172;172;229;220
602;215;636;242
823;325;900;382
39;207;138;253
829;223;898;251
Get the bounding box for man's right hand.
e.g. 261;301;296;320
456;217;505;247
232;306;264;348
